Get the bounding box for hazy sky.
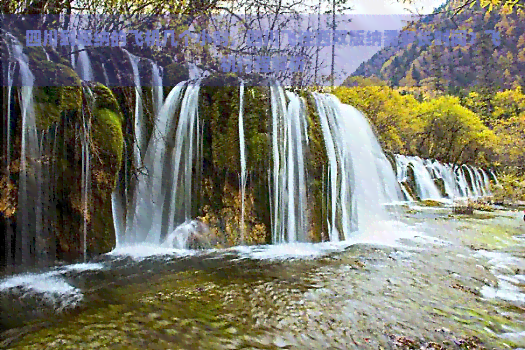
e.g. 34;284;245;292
351;0;446;14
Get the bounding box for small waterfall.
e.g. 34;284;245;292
490;170;499;185
269;84;309;244
284;90;309;243
111;58;164;246
238;80;247;243
456;166;471;198
312;93;399;240
480;168;492;195
395;155;442;200
3;60;16;268
165;81;202;236
101;63;110;86
394;153;496;202
75;44;93;82
121;80;203;246
6;34;40;266
123;50;146;166
312;93;349;241
4;60;15;183
463;165;480;198
80;88;93;262
395;157;414;201
151;61;164;117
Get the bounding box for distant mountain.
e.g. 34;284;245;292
348;0;525;93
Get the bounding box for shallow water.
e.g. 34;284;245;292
1;207;525;349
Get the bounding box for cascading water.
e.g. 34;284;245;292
394;154;493;201
338;103;400;230
75;44;94;82
123;50;146;166
120;79;203;246
110;72;497;250
151;61;164;118
269;84;310;244
396;155;442;200
312;93;352;241
313;93;400;239
111;58;164;247
6;34;39;266
238;80;247;244
80;88;93;262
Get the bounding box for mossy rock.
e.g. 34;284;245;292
92;83;122;117
434;178;447;197
32;64;82;130
420;200;442;207
405;164;420;201
400;180;419;201
87;87;124;254
163;62;190;97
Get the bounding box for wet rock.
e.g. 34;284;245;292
450;283;480;296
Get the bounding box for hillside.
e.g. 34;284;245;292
348;0;525;93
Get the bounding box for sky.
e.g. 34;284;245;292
351;0;446;15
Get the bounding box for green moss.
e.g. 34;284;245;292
92;108;123;162
420;199;443;207
304;92;329;242
92;84;122;118
33;64;82;130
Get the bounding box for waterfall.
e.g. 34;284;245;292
112;57;164;246
120;80;203;246
269;84;309;243
456;166;471;198
338;103;400;231
3;60;16;268
312;94;399;239
151;61;164;118
6;34;39;266
393;153;495;202
490;170;499;185
5;61;15;179
312;93;347;241
75;44;93;82
238;81;247;244
80;88;93;262
284;91;309;243
395;155;443;200
123;50;146;166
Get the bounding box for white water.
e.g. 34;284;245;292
124;50;146;166
121;82;187;244
394;155;493;202
75;44;93;82
239;81;247;243
120;79;202;246
396;155;442;200
6;34;39;266
112;58;164;247
313;94;400;240
269;84;309;244
81;90;92;262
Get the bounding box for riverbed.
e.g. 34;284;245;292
1;205;525;349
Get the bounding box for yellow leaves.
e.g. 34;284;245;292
518;49;525;62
